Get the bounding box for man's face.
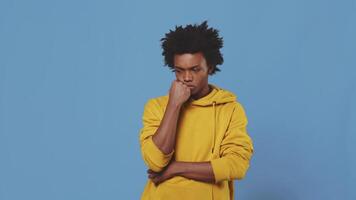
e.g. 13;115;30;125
173;52;212;98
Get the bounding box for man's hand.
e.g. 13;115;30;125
147;161;178;186
168;79;191;107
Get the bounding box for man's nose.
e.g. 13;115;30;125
183;71;193;81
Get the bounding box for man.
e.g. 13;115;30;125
139;20;254;200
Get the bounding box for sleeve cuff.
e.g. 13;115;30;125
210;157;228;183
145;136;174;171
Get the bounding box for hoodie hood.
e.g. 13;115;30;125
186;83;237;106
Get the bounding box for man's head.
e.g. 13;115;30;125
160;20;224;98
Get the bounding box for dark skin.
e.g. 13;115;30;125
149;52;216;186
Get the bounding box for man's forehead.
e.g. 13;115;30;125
174;65;200;69
173;53;205;68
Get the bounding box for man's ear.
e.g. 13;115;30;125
208;66;213;75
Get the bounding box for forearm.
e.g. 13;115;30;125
174;161;216;183
152;101;182;155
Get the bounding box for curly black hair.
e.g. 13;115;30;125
160;20;224;75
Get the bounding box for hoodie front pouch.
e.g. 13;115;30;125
154;177;212;200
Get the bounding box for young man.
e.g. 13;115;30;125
139;21;254;200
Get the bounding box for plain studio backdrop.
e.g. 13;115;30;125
0;0;355;199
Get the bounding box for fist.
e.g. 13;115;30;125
168;79;191;106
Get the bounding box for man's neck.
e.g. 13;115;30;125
190;84;212;101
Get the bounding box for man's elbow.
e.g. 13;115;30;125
211;153;252;183
229;156;251;180
140;136;174;172
147;165;164;173
233;166;249;180
142;152;169;173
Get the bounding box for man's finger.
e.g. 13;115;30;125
152;177;159;186
147;171;159;176
148;173;158;179
154;175;163;184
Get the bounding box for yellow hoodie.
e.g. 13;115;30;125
139;83;254;200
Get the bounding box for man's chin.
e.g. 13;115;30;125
188;94;198;101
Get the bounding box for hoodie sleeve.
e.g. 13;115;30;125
210;101;254;183
139;98;175;172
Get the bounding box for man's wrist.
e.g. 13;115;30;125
167;101;183;109
172;161;186;176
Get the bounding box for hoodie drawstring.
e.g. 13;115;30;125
212;101;216;154
211;101;217;200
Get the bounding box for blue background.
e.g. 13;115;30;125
1;0;355;199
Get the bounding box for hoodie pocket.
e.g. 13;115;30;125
155;178;212;200
163;176;191;187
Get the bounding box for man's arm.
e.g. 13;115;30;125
152;101;182;155
174;161;215;183
140;80;190;172
148;161;216;185
139;99;182;172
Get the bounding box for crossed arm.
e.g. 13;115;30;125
147;160;215;186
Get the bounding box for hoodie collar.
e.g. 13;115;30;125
186;83;237;107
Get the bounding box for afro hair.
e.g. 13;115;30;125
160;20;224;75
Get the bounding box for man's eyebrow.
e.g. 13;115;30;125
174;65;200;70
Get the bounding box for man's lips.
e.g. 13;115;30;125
182;83;195;88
